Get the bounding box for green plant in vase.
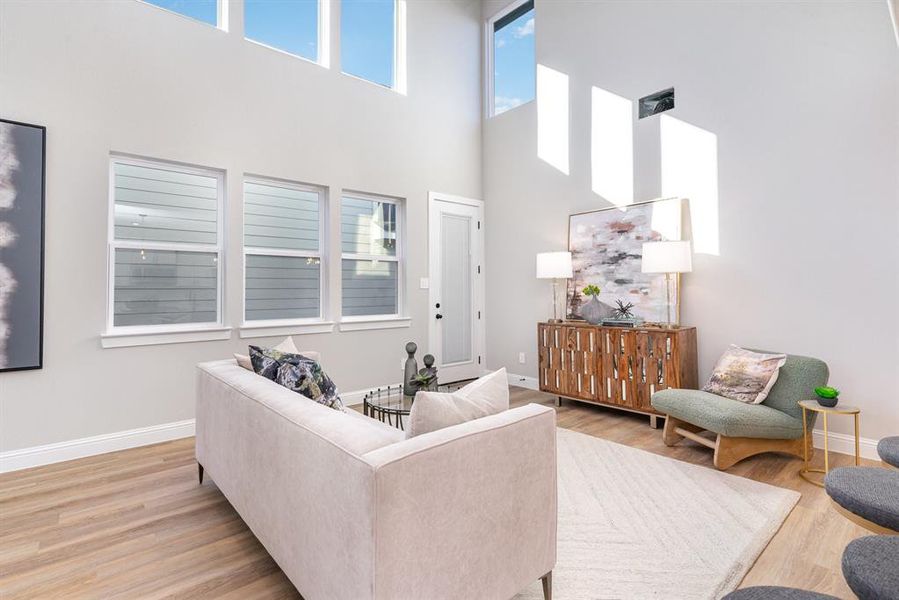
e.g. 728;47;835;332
582;284;601;299
815;386;840;407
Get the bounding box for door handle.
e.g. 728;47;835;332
436;314;443;319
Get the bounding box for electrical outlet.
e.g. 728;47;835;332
518;352;526;364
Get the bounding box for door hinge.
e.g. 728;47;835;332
478;356;481;364
477;265;481;274
478;310;481;319
477;221;481;230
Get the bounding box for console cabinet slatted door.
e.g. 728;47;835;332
538;322;698;421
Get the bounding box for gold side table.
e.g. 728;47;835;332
799;400;860;487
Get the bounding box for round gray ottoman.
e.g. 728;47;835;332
878;436;899;468
723;587;839;599
842;535;899;600
824;467;899;532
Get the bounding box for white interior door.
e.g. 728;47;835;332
428;193;484;383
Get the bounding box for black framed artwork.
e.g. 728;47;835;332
0;118;46;372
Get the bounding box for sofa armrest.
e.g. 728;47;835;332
363;404;557;600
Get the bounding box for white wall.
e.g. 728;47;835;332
482;0;899;440
0;0;482;452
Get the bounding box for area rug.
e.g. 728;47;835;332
515;428;800;600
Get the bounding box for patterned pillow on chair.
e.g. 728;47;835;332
248;345;344;411
703;345;787;404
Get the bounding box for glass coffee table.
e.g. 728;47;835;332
362;382;467;431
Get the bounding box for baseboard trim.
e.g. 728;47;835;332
1;388;879;473
812;429;879;461
0;419;196;474
0;382;398;474
507;372;539;391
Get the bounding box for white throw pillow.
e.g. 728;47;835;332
407;368;509;438
234;337;320;371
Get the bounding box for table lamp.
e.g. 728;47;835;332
641;241;692;328
536;251;573;323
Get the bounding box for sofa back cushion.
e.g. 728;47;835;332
407;368;509;438
198;360;399;456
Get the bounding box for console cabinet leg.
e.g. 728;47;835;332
557;396;562;407
541;571;552;600
198;463;204;485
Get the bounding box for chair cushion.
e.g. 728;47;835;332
842;535;899;600
877;436;899;468
824;467;899;532
723;586;839;599
651;388;804;439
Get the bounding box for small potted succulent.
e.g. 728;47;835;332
577;284;614;324
815;386;840;408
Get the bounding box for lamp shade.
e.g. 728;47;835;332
536;251;573;279
641;241;692;274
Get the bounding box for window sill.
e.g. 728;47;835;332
339;317;411;332
101;327;232;349
239;321;335;338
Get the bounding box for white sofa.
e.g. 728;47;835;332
196;359;557;600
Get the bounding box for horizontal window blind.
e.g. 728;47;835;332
341;259;398;316
340;194;401;318
113;249;218;327
244;179;323;322
245;254;320;321
108;158;223;331
114;162;218;245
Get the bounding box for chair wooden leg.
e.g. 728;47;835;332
713;435;806;470
198;463;204;484
662;415;702;446
541;571;552;600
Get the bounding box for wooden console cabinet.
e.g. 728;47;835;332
537;322;698;426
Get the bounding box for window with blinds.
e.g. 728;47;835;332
340;194;402;318
244;179;324;323
108;157;223;330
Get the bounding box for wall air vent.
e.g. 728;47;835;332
638;88;675;119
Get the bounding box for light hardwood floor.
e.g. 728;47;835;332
0;388;875;599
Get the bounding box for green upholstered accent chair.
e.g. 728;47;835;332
651;352;829;470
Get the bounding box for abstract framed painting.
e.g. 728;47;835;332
0;118;46;372
566;197;683;324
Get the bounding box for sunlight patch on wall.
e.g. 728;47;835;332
591;86;633;207
660;116;720;255
650;197;682;241
537;64;569;175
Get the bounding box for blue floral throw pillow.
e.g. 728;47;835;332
248;345;344;411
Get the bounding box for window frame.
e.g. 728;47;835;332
339;191;406;324
240;175;331;334
243;0;331;68
138;0;229;30
485;0;536;118
340;0;407;93
104;155;226;341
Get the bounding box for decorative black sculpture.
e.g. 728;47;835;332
613;299;635;319
412;354;438;392
402;342;418;396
